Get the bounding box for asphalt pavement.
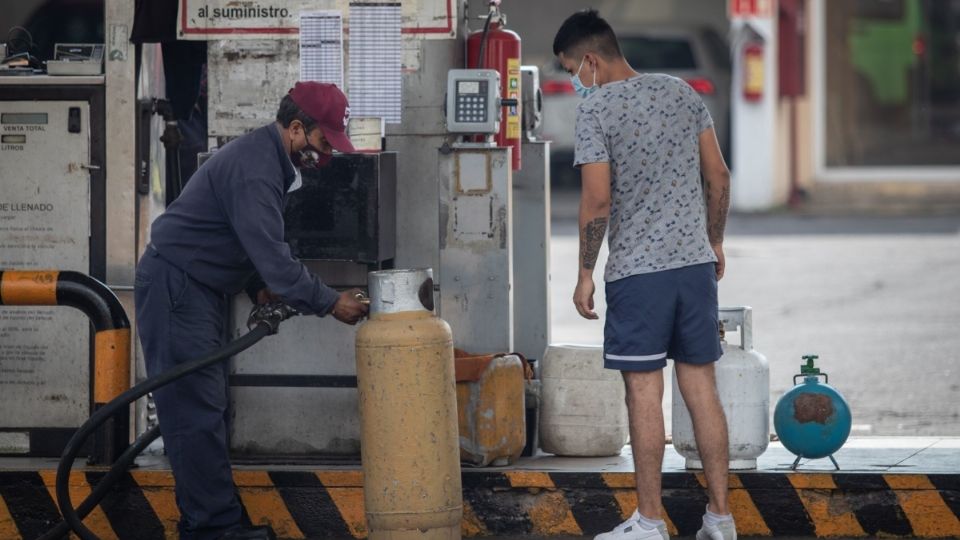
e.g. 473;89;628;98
548;189;960;436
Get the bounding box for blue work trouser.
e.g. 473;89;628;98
134;248;242;540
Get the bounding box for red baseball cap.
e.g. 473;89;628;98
288;81;356;153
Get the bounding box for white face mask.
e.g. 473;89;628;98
571;57;598;99
287;167;303;193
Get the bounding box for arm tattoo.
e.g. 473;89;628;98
580;217;608;270
708;185;730;245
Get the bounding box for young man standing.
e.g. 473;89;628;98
553;10;735;540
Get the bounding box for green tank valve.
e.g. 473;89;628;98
801;354;820;375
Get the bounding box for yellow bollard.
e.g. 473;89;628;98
355;269;463;540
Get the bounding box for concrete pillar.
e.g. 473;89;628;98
731;8;781;211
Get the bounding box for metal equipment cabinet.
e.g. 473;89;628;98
0;77;109;456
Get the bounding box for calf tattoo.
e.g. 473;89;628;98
580;217;608;270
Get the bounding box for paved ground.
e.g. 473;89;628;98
549;189;960;436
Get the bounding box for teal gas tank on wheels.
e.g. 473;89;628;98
774;355;852;470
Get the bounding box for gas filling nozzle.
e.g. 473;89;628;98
247;302;300;333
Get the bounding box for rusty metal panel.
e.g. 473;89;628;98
208;40;300;137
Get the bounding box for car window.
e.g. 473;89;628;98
701;28;732;71
620;37;697;70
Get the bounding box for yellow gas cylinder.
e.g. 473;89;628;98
355;269;463;540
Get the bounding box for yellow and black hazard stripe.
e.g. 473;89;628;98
2;469;959;539
479;471;960;538
0;270;132;463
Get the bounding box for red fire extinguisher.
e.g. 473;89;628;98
742;41;765;103
467;0;522;170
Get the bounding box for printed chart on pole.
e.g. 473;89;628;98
349;2;402;124
299;11;344;88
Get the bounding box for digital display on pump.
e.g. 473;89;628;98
458;81;480;94
1;113;49;125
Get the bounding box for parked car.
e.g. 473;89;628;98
541;25;732;187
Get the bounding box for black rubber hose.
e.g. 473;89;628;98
38;425;160;540
475;9;494;69
54;323;273;540
160;120;184;205
155;99;184;205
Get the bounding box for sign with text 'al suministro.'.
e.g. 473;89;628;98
177;0;456;40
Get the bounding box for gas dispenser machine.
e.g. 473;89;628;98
228;151;397;457
439;0;549;360
0;0;547;461
439;67;516;354
188;0;549;458
0;76;109;457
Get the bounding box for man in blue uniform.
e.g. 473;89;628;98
134;82;368;540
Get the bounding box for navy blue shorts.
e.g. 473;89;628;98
604;262;722;372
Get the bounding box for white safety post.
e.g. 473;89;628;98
730;1;780;211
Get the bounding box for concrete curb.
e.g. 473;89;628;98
1;469;959;539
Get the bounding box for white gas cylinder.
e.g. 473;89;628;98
539;344;629;456
671;307;769;469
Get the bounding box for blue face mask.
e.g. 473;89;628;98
571;57;598;99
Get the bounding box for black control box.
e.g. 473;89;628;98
284;152;396;264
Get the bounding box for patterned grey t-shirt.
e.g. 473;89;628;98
574;73;717;282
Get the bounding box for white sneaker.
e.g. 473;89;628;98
594;511;669;540
696;519;737;540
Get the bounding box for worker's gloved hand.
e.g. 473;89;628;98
247;302;300;334
331;288;369;325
